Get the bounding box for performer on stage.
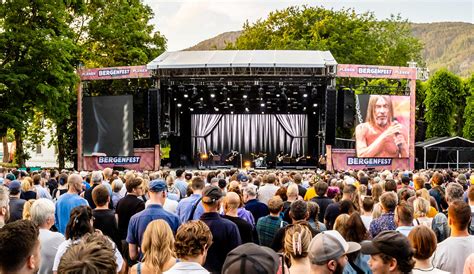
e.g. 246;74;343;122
355;95;408;158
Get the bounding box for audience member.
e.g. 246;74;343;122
0;185;9;228
30;198;65;274
257;196;288;247
284;223;312;274
432;200;474;274
0;220;41;274
92;184;121;250
200;185;241;273
407;225;448;274
361;230;415;274
244;186;269;223
325;184;356;230
394;202;414;236
308;230;361;274
369;191;397;238
176;176;205;223
55;174;88;234
222;243;280;274
130;220;176;273
167;220;213;274
7;180;26;222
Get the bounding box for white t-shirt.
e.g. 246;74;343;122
431;235;474;274
52;238;123;272
361;215;372;231
412;267;449;274
257;184;280;205
39;229;65;274
164;262;209;274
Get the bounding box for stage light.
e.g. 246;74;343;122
174;98;177;101
260;103;265;107
245;107;249;112
183;94;189;98
276;93;280;98
210;93;215;98
313;112;316;115
261;111;264;114
313;103;318;107
303;93;308;98
303;107;307;111
227;97;230;101
229;103;233;107
177;103;182;108
214;107;219;112
244;160;251;168
190;108;194;112
243;94;248;99
200;153;208;160
200;97;204;101
230;111;234;114
167;86;172;92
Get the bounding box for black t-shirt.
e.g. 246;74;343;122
93;209;121;249
324;202;341;230
222;215;254;244
297;185;307;198
310;196;334;223
115;194;145;240
9;197;26;222
20;191;36;201
84;184;99;209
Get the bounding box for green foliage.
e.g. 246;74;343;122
229;6;423;66
424;69;462;138
463;74;474;140
0;0;82;166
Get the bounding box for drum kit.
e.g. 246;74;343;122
251;152;267;168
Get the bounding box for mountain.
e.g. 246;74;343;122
186;22;473;78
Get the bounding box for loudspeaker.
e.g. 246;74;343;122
148;88;160;145
337;88;355;128
325;87;337;146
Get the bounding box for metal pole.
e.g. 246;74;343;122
77;81;83;171
424;148;426;169
456;150;459;169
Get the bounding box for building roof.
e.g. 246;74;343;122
415;136;474;149
147;50;337;70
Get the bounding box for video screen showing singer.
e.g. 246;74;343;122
355;95;409;158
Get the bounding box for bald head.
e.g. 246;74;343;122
68;174;83;193
225;192;241;210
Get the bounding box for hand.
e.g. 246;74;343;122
394;134;406;147
381;123;402;140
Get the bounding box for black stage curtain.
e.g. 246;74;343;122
191;114;307;157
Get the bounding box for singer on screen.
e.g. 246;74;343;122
355;95;408;158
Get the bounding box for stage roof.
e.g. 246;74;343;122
147;50;337;70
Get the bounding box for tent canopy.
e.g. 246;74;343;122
147;50;337;70
415;136;474;150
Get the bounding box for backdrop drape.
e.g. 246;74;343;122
191;114;307;157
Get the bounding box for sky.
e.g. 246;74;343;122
143;0;474;51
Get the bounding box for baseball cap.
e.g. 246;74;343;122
149;180;167;192
8;180;21;192
240;175;249;183
360;231;413;260
309;230;361;265
202;185;222;204
5;173;15;181
222;243;279;274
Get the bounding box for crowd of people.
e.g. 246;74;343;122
0;166;473;274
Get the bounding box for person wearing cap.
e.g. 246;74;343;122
127;179;181;261
432;200;474;274
222;243;280;274
309;230;361;274
360;230;415;274
4;173;16;187
7;180;26;222
55;174;89;234
199;185;241;273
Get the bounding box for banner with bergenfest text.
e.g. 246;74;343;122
337;64;417;80
78;65;152;81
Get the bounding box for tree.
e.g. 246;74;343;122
424;69;462;138
229;6;423;66
462;74;474;140
0;0;82;166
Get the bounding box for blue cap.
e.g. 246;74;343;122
149;180;167;192
8;180;21;191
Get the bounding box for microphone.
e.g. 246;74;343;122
392;118;402;157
